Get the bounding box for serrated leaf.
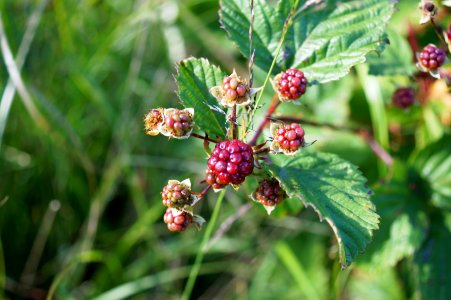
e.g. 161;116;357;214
220;0;396;84
414;216;451;300
367;29;416;76
267;151;379;267
176;57;227;139
410;135;451;209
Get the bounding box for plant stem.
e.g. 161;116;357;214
430;18;447;50
182;189;226;300
231;104;237;139
190;132;219;143
249;94;280;146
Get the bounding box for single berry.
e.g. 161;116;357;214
392;87;415;109
253;179;285;207
276;69;308;100
162;181;192;208
205;139;254;188
144;108;163;136
419;44;446;70
163;109;194;137
222;76;248;101
274;123;305;153
163;208;192;232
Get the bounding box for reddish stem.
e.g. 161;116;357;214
231;104;237;139
192;185;212;206
249;94;280;146
190;133;219;143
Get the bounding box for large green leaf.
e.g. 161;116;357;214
220;0;396;83
176;57;227;139
267;151;379;267
410;135;451;209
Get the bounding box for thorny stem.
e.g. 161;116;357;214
249;94;280;146
190;132;219;143
192;185;212;206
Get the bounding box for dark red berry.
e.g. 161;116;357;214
274;123;305;153
205;139;254;188
162;181;192;208
419;44;446;70
277;69;308;100
392;87;415;109
163;208;192;232
163;109;194;137
254;179;285;207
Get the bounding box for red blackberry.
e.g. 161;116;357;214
392;88;415;109
273;123;305;154
163;208;192;232
276;69;308;100
419;44;446;70
144;108;163;136
162;180;193;208
205;139;254;189
253;179;286;207
161;108;194;138
223;76;247;101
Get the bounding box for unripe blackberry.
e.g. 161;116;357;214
160;108;194;139
162;180;193;208
205;139;254;189
144;108;163;136
392;87;415;109
419;44;446;70
253;179;286;207
163;208;192;232
272;123;305;154
275;69;308;101
210;70;251;107
223;76;247;101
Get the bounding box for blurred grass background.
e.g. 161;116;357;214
0;0;447;299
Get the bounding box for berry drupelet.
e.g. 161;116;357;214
205;139;254;190
162;108;194;138
253;179;285;207
392;88;415;109
276;68;308;100
164;208;192;232
162;181;193;208
223;76;247;101
419;44;446;70
274;123;305;154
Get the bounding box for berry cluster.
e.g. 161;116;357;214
162;181;193;208
392;87;415;109
273;123;305;154
223;76;247;101
419;44;446;70
144;108;163;136
253;179;285;207
164;208;192;232
276;68;308;100
206;139;254;190
162;109;194;138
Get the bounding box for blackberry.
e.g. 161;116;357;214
276;69;308;101
392;88;415;109
223;76;248;101
161;108;194;138
273;123;305;154
162;180;193;208
163;208;192;232
253;179;286;207
419;44;446;70
205;139;254;189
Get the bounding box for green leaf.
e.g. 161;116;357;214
414;216;451;300
367;30;416;76
267;151;379;267
176;57;227;139
220;0;396;83
410;135;451;209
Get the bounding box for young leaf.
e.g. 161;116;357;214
410;135;451;209
267;151;379;268
220;0;396;83
176;57;227;139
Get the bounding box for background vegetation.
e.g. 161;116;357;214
0;0;450;299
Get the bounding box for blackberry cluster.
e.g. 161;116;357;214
163;208;192;232
223;76;247;101
419;44;446;70
277;69;308;100
254;179;285;207
392;88;415;109
206;139;254;189
162;181;192;208
164;109;194;137
274;123;305;153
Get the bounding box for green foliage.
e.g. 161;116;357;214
267;151;379;267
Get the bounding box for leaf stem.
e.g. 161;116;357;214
249;94;280;145
182;189;226;300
